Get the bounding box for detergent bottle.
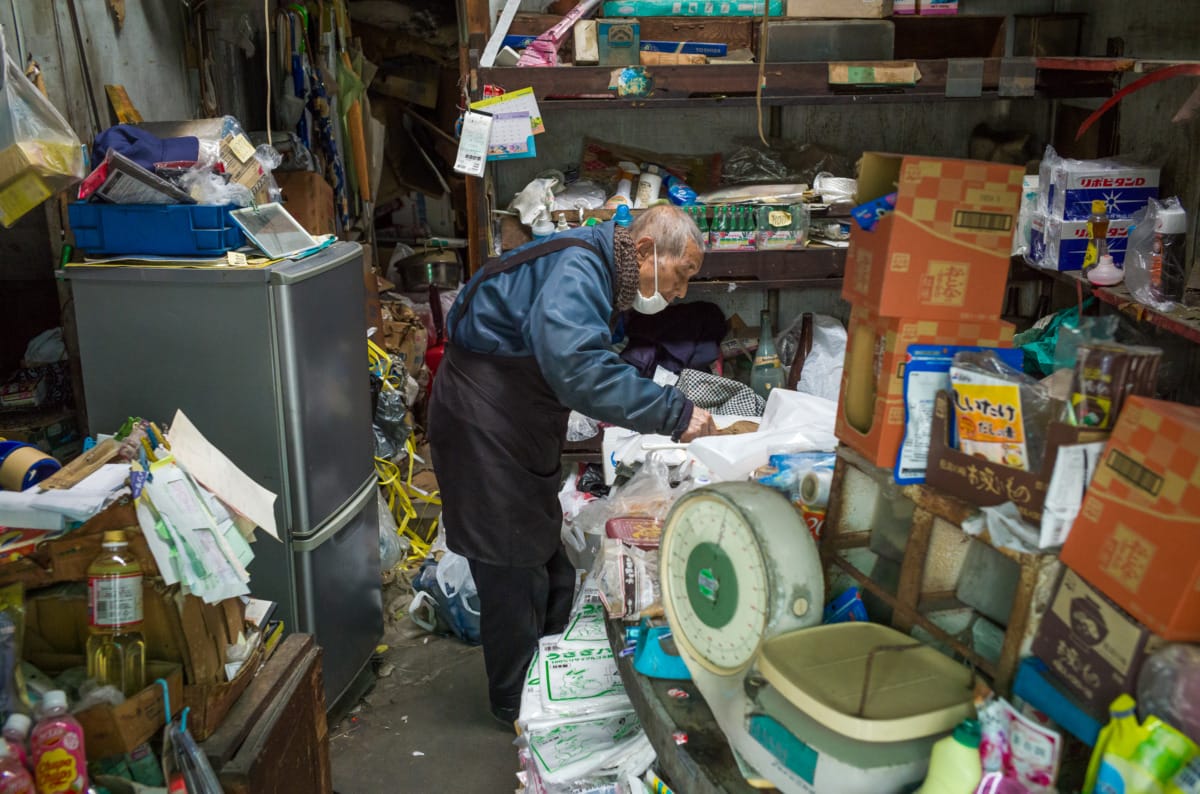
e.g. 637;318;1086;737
918;719;982;794
1086;695;1141;793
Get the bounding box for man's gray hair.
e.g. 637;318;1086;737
629;204;704;259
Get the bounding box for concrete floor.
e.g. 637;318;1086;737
329;628;520;793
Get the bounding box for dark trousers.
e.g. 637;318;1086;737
467;544;577;712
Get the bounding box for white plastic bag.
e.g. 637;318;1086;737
1125;197;1187;311
776;313;846;402
435;550;478;606
0;29;85;226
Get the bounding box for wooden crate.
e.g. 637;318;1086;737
200;634;331;794
821;447;1060;693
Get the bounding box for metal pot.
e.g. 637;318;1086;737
394;250;462;292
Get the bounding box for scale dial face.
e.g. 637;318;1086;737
662;492;770;675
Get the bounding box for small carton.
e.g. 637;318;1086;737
842;153;1024;320
601;0;783;16
786;0;891;17
835;305;1014;468
1032;567;1161;718
1060;397;1200;641
1041;160;1159;221
598;18;641;66
919;0;957;13
925;391;1110;525
893;0;916;12
1029;214;1132;272
828;62;920;87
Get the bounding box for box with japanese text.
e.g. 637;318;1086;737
1032;567;1161;718
1061;397;1200;641
843;153;1024;319
835;305;1014;468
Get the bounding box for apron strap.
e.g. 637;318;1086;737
455;237;602;330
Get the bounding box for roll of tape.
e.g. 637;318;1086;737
0;443;61;491
799;468;832;509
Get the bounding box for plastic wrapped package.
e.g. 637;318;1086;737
696;184;808;205
567;411;601;442
1068;343;1162;429
1137;644;1200;743
378;493;404;572
0;32;85;227
594;539;659;620
1126;197;1189;311
978;694;1063;792
553;180;608;213
722;145;795;183
950;351;1056;472
1037;145;1160;221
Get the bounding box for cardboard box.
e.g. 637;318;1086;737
602;0;783;17
919;0;957;13
843;153;1024;320
925;391;1111;525
1060;397;1200;641
640;40;727;56
786;0;891;17
509;14;755;51
893;0;916;12
640;51;707;65
1032;568;1161;718
0;408;81;463
1041;160;1159;222
835;305;1014;468
598;18;641;66
1029;214;1132;272
275;171;335;237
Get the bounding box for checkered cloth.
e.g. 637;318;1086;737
676;369;765;417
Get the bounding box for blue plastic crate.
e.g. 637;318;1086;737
68;202;245;257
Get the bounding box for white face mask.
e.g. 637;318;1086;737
632;244;669;315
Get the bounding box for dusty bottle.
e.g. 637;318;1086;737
85;530;146;697
0;738;32;794
29;692;87;794
918;719;982;794
1;716;29;772
1084;198;1110;270
750;310;785;399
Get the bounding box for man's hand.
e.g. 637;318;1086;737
680;407;717;442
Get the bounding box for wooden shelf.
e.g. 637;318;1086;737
476;57;1128;109
692;246;845;289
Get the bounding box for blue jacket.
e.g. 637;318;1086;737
447;222;694;439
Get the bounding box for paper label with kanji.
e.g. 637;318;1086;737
952;377;1029;469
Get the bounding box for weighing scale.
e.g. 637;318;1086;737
660;482;976;794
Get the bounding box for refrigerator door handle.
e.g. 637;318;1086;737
293;477;377;553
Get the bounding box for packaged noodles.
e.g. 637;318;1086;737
950;351;1054;472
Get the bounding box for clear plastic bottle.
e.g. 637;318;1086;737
85;530;146;697
29;691;87;794
1;716;29;772
750;310;785;399
0;739;32;794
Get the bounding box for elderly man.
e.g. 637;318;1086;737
428;204;716;724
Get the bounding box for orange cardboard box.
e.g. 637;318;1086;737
843;153;1024;320
835;303;1015;468
1060;396;1200;641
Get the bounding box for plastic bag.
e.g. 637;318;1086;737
374;387;411;451
0;30;85;227
951;351;1055;472
776;313;846;402
594;538;658;619
553;180;607;213
378;493;404;572
179;167;254;206
978;694;1062;792
1126;197;1189;311
566;411;600;442
410;552;481;644
1137;644;1200;743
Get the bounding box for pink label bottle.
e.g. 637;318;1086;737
0;738;33;793
29;691;87;794
1;715;30;773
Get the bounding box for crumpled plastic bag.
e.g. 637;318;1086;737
1137;644;1200;742
566;411;600;442
1125;197;1187;311
776;313;846;402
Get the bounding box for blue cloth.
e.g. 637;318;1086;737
448;222;692;438
93;125;199;170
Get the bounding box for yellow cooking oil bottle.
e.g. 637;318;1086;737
85;530;146;697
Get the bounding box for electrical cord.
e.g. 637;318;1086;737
264;0;272;145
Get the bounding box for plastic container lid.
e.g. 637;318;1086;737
1156;206;1188;235
954;718;982;749
1087;254;1125;286
613;205;633;227
531;211;555;238
102;530;127;546
757;622;975;743
3;713;30;735
1091;199;1108;215
42;690;67;711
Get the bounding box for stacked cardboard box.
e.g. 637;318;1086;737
834;153;1024;469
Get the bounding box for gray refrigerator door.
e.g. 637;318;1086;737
269;245;375;535
294;476;383;708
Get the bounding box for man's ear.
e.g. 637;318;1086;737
634;236;655;260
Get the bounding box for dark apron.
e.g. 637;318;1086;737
428;237;602;568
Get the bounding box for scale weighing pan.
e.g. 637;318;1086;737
758;623;975;743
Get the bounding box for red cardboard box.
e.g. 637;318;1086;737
835;304;1014;468
1060;396;1200;641
843;153;1024;320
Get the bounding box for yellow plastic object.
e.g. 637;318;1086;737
757;623;975;743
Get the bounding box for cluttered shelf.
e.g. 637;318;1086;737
476;57;1128;109
691;246;845;288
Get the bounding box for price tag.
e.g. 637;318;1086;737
226;251;248;267
453;110;493;177
228;134;256;163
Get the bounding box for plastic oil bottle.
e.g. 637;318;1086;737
85;530;146;697
750;310;785;399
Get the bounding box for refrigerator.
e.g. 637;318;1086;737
67;241;383;710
